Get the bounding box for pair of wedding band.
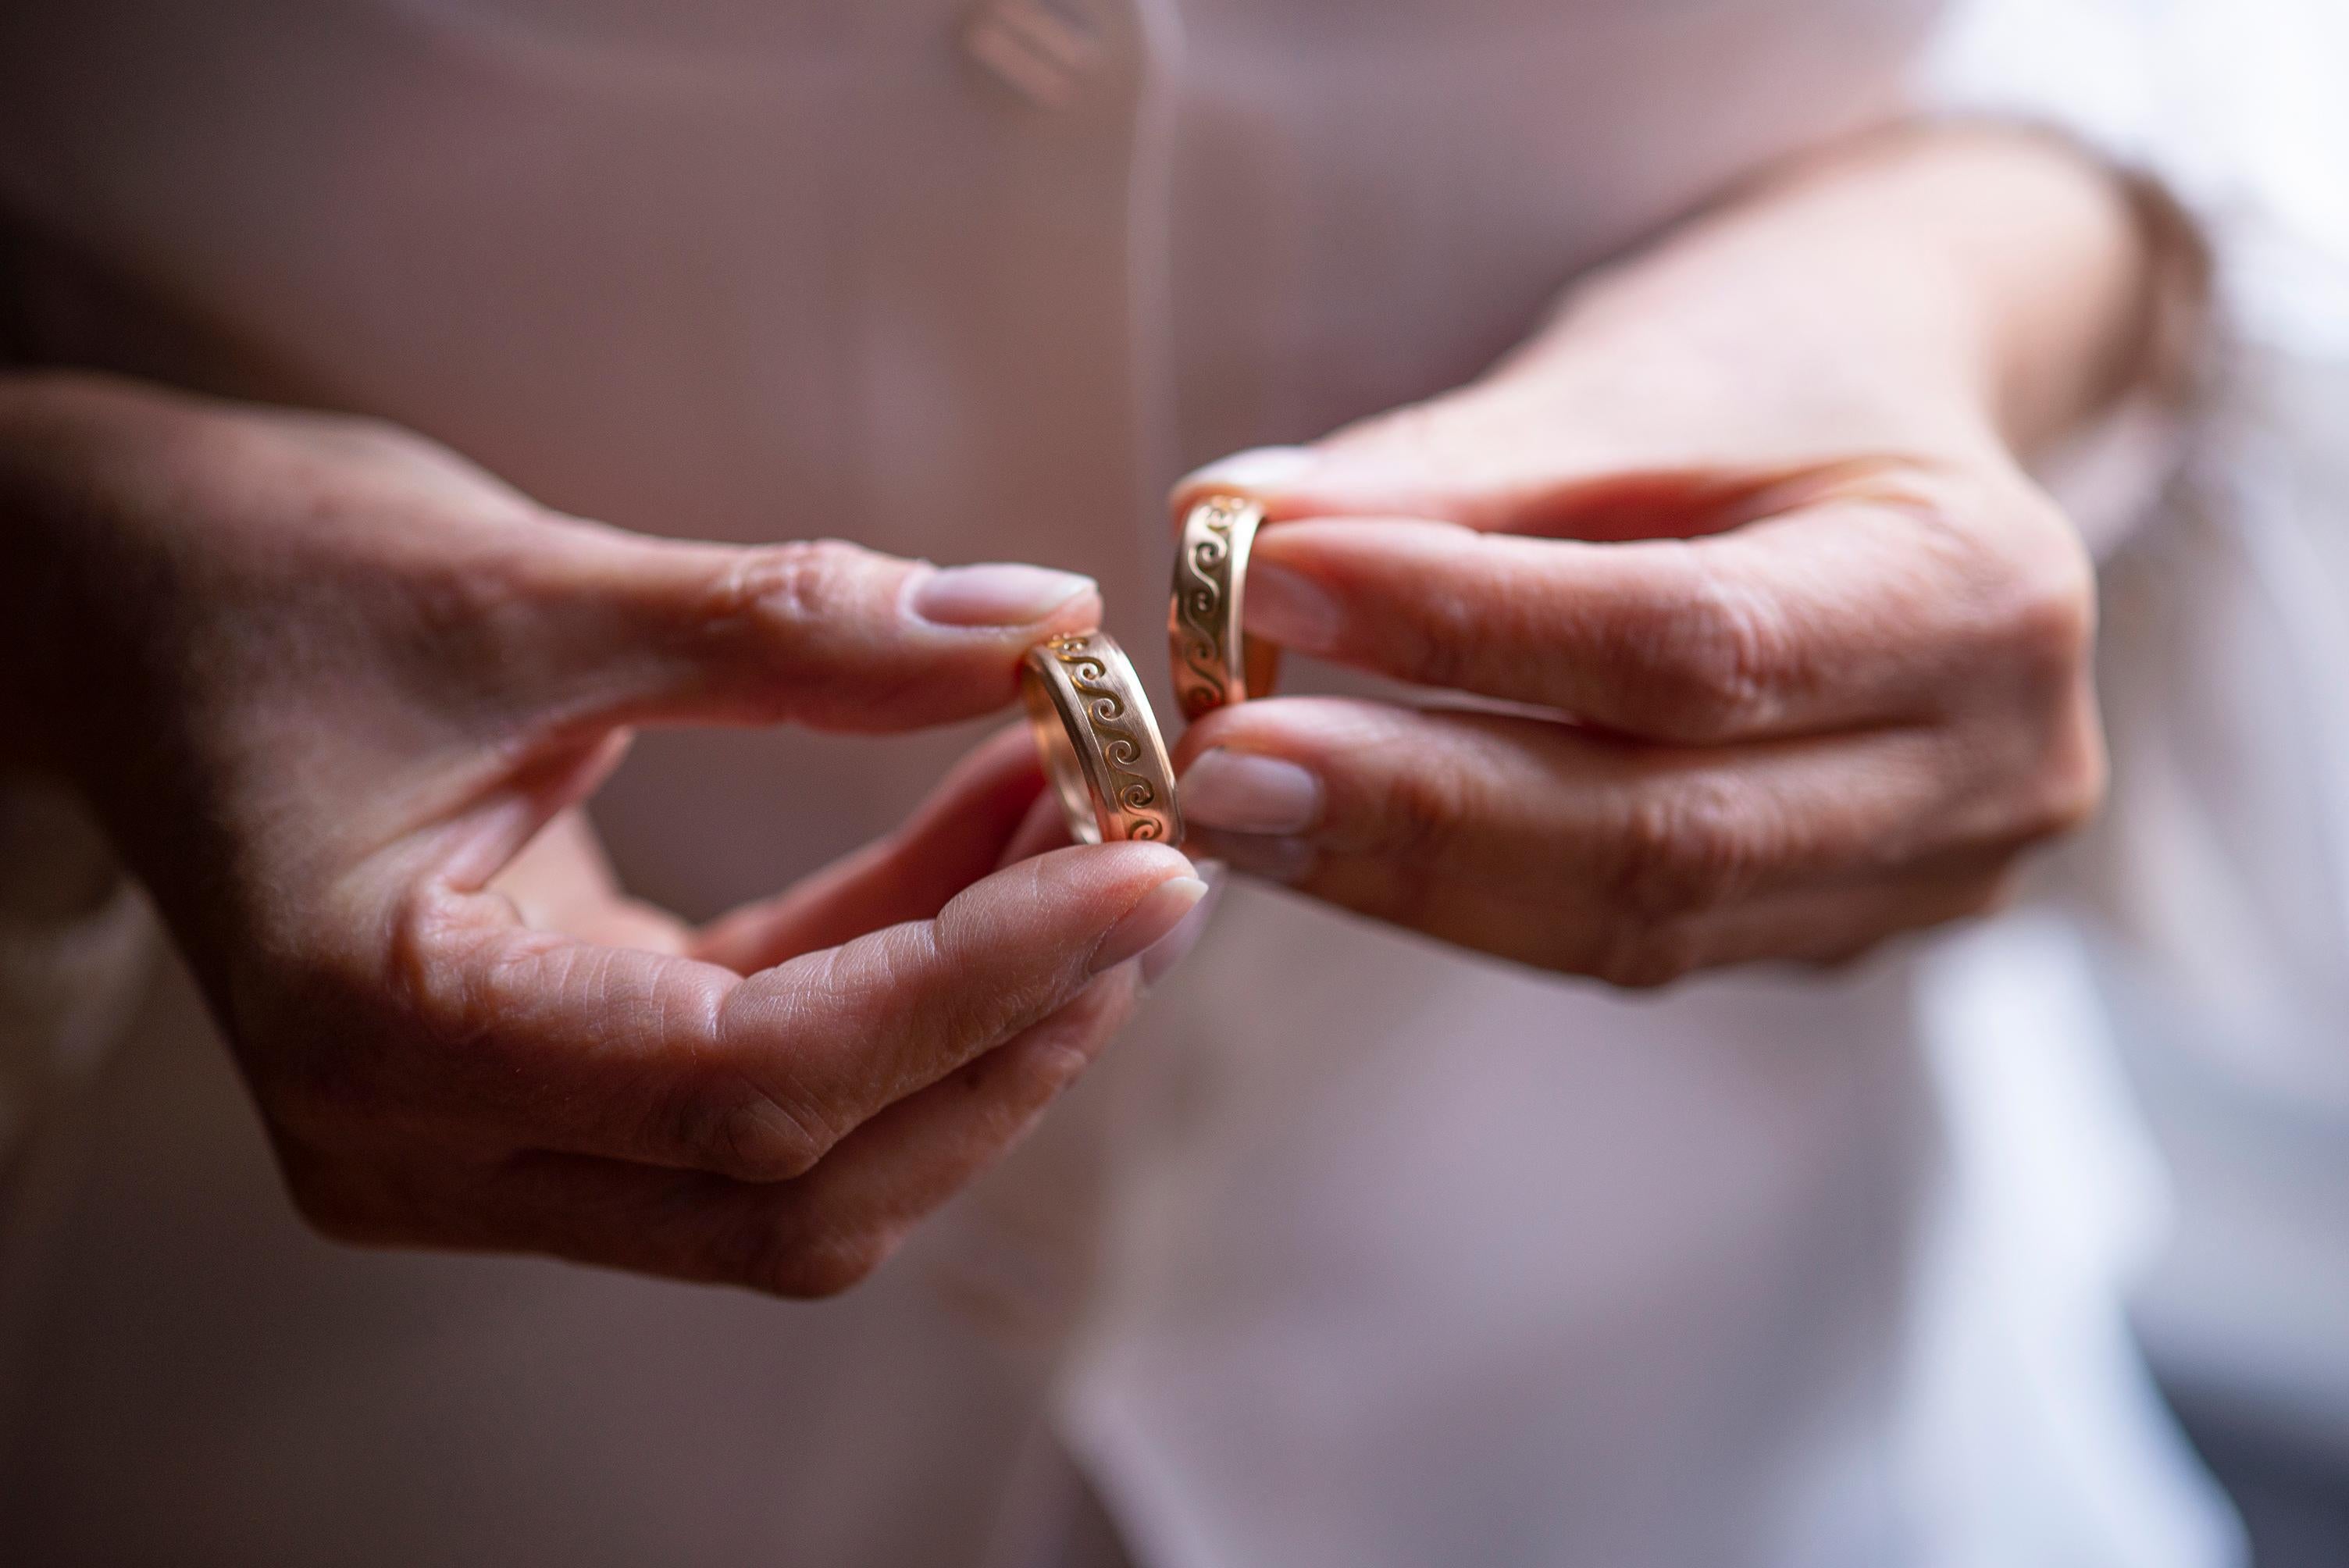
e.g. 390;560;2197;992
1021;496;1275;846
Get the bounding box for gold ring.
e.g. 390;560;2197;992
1021;631;1183;846
1169;494;1281;722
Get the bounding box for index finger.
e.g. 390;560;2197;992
1236;485;2089;743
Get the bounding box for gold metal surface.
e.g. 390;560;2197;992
1168;495;1280;722
1021;631;1183;846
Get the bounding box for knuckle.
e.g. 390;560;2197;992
713;539;874;633
1589;914;1706;991
1395;586;1485;694
1998;535;2098;686
387;889;506;1053
1374;750;1476;864
1605;779;1761;920
1959;487;2096;690
1627;566;1788;739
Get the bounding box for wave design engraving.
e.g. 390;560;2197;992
1051;634;1171;841
1172;501;1239;721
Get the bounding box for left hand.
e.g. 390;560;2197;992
1171;128;2158;985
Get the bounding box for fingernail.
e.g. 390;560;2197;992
1180;445;1318;494
1139;866;1224;989
1179;749;1321;835
1091;875;1212;975
911;563;1096;627
1243;561;1346;656
1188;829;1317;886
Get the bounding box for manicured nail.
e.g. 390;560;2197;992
1187;829;1316;886
1179;749;1321;835
1092;875;1211;975
1243;561;1346;656
911;563;1095;627
1180;445;1318;494
1139;866;1224;989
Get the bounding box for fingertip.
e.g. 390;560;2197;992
1025;837;1199;893
1139;864;1223;989
1089;872;1212;974
1172;446;1321;514
1110;839;1204;884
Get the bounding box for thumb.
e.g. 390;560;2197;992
512;524;1102;733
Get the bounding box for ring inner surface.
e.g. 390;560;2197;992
1024;672;1103;845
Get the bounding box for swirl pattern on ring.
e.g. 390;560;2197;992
1172;500;1241;722
1049;633;1173;841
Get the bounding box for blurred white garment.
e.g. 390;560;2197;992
0;1;2318;1564
1929;0;2349;1470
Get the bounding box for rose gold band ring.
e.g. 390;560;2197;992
1168;495;1281;722
1021;631;1184;846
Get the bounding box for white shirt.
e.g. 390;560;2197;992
1;2;2314;1563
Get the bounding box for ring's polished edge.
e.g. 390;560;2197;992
1021;631;1184;846
1169;494;1279;722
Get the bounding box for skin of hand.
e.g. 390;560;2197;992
1169;127;2168;986
0;372;1210;1295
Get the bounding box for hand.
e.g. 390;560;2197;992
0;373;1207;1294
1169;130;2155;985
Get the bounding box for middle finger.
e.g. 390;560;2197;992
1176;697;2022;919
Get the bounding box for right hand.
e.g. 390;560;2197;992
0;373;1207;1295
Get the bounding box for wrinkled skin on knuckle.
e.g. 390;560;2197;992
383;530;568;682
711;540;877;654
383;889;509;1053
709;540;857;621
679;537;927;715
1621;564;1788;741
1367;745;1479;867
1603;779;1763;923
1391;575;1490;695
